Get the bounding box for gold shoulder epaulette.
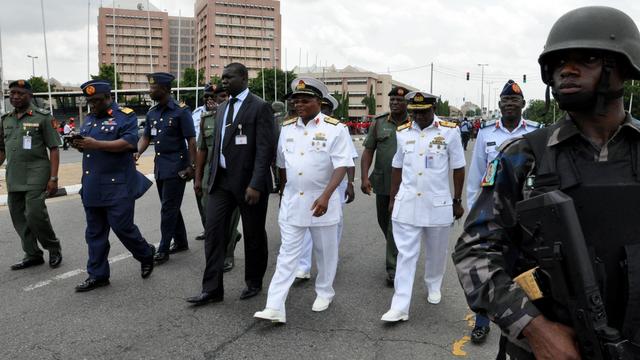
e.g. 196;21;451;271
282;118;297;126
439;120;458;128
397;121;412;132
119;107;135;115
324;116;340;125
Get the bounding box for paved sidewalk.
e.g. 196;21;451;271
0;156;155;200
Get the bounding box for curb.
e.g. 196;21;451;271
0;173;155;206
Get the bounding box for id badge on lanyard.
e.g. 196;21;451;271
23;131;32;150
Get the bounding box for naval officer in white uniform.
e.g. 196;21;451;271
254;78;354;323
381;91;466;322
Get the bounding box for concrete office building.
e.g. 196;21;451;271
295;65;417;120
98;0;170;89
194;0;281;79
169;16;196;79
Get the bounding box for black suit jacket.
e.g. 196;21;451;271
208;91;276;197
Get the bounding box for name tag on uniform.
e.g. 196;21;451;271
23;135;32;150
235;135;247;145
151;128;158;136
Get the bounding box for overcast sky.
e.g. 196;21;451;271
1;0;639;109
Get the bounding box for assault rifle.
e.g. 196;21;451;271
515;190;640;359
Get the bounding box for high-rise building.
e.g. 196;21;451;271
296;65;417;120
194;0;281;80
97;0;169;89
169;16;196;79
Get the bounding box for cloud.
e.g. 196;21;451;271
1;0;639;107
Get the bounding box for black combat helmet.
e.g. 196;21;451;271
538;6;640;84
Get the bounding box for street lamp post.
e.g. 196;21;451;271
27;55;38;77
477;63;489;116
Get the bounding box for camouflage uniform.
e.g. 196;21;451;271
452;114;640;357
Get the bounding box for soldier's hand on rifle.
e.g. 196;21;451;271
523;315;581;360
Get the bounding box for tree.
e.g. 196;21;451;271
28;76;54;93
332;90;350;120
435;98;450;117
91;64;123;90
465;109;476;117
248;68;297;103
523;99;564;125
361;85;376;115
474;108;482;117
623;80;640;116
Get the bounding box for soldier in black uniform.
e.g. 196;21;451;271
453;6;640;359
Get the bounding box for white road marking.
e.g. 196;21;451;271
22;242;160;292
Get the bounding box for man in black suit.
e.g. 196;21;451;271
187;63;276;305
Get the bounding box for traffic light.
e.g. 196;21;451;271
523;74;527;83
466;72;470;81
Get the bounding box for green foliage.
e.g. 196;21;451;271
91;64;122;90
248;68;297;103
523;99;563;125
28;76;55;93
623;80;640;116
361;85;376;115
332;90;350;120
435;98;450;117
210;74;221;86
474;108;482;117
465;109;476;117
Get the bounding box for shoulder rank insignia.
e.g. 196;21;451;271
481;158;499;187
323;116;340;125
481;120;496;129
35;107;50;115
439;120;457;128
524;119;541;128
396;121;412;132
282;118;297;126
119;107;135;115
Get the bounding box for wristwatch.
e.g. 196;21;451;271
453;198;462;204
49;176;59;182
190;163;196;170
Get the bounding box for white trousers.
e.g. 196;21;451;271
265;223;339;315
389;221;451;314
297;216;344;273
297;191;346;273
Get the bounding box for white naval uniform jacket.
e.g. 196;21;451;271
391;117;466;227
276;113;355;227
466;118;539;208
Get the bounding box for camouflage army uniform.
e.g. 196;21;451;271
452;114;640;357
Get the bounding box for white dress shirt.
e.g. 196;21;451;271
219;87;250;168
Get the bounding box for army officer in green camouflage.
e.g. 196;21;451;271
360;86;410;286
0;80;62;270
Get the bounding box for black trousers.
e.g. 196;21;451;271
201;168;269;294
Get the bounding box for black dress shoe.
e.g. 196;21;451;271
154;252;169;264
141;245;155;279
49;252;63;268
10;258;45;270
470;326;491;344
239;286;262;300
75;278;110;292
186;292;223;306
223;257;234;273
169;243;189;254
195;232;206;241
386;273;395;287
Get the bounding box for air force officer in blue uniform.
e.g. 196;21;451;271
137;72;197;264
72;79;156;292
